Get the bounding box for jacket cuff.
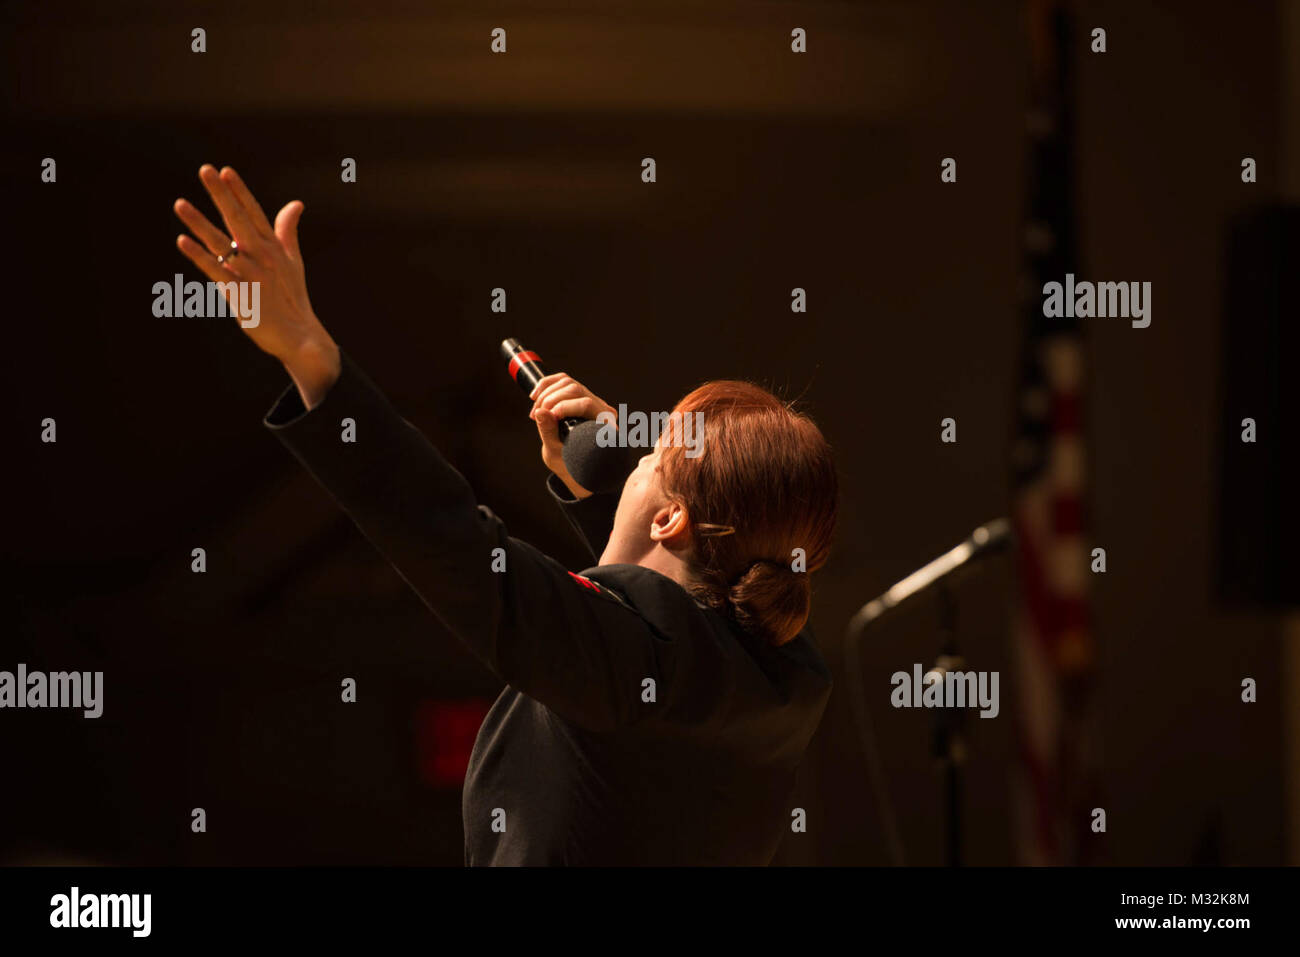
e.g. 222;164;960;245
546;472;618;563
263;350;367;432
547;472;609;510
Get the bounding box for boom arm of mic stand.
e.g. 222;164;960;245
847;517;1012;635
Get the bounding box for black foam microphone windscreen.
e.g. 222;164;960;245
562;419;640;495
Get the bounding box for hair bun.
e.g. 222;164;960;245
727;559;811;646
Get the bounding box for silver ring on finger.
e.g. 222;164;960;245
215;240;239;264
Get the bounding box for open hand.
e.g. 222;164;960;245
174;165;340;408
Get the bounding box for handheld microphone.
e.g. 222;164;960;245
499;338;638;494
501;338;585;439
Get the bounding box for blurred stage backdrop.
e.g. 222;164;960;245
1;0;1297;865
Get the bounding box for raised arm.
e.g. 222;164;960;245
261;351;660;731
171;165;662;731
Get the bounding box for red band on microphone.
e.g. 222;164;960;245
507;350;541;381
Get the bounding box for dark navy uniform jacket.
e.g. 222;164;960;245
264;351;832;865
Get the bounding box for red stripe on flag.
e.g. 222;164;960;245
1051;392;1083;434
1052;494;1085;536
1013;512;1090;652
1012;714;1060;861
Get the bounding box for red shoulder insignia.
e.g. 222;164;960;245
567;571;602;592
565;571;632;610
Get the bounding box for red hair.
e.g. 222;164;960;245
658;381;838;646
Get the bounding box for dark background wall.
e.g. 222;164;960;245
0;0;1290;865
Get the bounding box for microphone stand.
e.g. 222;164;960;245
842;518;1011;867
932;585;964;867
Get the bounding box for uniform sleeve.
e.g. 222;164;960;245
263;351;665;732
545;473;618;564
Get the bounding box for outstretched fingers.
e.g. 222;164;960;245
198;164;264;251
219;166;275;239
175;234;228;284
173;197;233;259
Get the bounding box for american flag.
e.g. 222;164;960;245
1010;0;1100;866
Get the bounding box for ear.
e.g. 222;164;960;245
648;500;691;549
